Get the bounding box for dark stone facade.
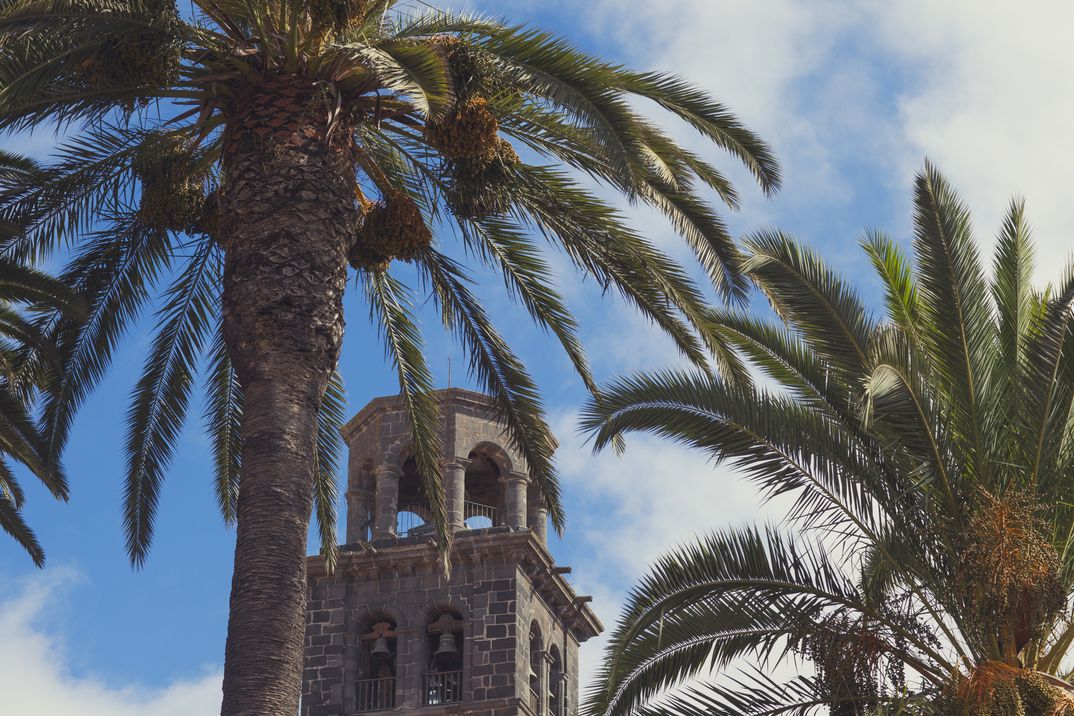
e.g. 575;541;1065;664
302;390;602;716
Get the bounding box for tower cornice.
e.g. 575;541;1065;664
307;529;603;643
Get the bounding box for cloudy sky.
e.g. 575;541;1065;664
3;0;1074;711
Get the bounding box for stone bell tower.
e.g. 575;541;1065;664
301;389;602;716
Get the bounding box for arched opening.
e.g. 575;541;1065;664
464;447;506;530
529;622;544;714
423;608;465;705
549;645;564;716
356;616;398;712
396;456;436;537
390;445;518;537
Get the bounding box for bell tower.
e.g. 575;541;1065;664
301;389;602;716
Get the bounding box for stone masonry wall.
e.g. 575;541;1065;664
301;534;586;716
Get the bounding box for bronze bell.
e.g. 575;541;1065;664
433;631;460;667
370;636;392;661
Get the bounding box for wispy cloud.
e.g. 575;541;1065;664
0;568;221;716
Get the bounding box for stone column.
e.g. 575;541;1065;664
527;487;548;545
374;464;401;539
400;627;426;710
445;459;469;533
539;650;553;716
501;472;528;530
342;607;358;714
346;488;375;543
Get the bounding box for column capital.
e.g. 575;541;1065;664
500;470;529;485
444;458;472;470
375;463;402;479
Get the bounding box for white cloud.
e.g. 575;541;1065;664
0;568;221;716
580;0;1074;282
868;0;1074;283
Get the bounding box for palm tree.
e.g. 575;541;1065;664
582;163;1074;715
0;157;81;564
0;1;780;713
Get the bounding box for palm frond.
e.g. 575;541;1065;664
911;161;997;484
611;70;782;195
460;215;597;394
744;228;873;379
364;269;447;554
39;216;174;468
0;476;44;567
861;230;920;342
313;368;345;573
123;239;217;566
203;325;242;525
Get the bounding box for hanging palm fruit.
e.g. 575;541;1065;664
428;35;499;101
934;662;1074;716
445;138;520;220
308;0;369;38
1016;671;1074;715
75;1;181;109
349;191;432;270
425;35;521;220
426;97;501;161
952;490;1065;664
132;135;206;234
797;613;885;716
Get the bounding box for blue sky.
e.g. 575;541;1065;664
3;1;1074;712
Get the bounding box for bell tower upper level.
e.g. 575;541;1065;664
341;388;550;547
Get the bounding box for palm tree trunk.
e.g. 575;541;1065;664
217;88;356;716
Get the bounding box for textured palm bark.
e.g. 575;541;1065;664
218;96;356;716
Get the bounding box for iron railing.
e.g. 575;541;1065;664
355;677;395;712
423;670;463;705
397;501;500;536
396;503;434;537
463;500;498;530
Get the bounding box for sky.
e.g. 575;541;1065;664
3;0;1074;712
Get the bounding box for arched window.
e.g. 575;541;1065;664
356;618;397;712
529;622;544;714
424;609;465;705
549;645;564;716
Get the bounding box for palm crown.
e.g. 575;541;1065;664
582;164;1074;715
0;0;780;564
